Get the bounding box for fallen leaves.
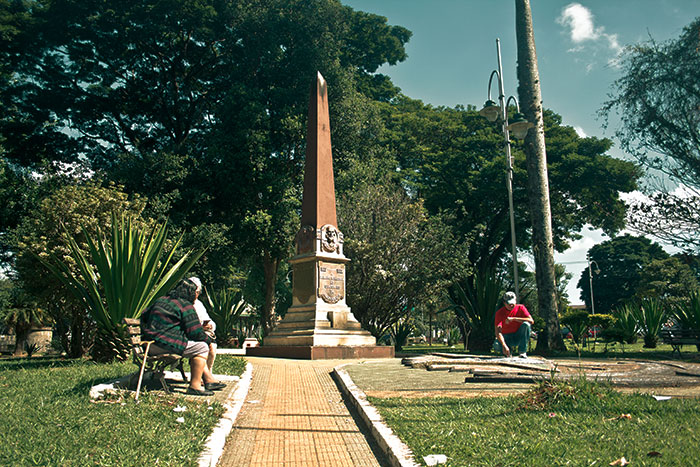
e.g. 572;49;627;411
605;413;632;421
609;456;629;466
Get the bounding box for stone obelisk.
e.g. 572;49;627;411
248;72;393;359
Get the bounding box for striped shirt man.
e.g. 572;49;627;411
141;295;212;354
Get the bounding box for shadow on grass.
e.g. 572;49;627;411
0;356;82;371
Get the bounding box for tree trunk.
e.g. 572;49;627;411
262;253;280;336
514;0;566;352
69;308;86;358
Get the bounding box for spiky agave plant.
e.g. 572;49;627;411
447;268;505;351
673;291;700;331
40;213;205;361
637;298;666;348
203;288;248;346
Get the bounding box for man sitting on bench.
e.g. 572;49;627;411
141;278;226;396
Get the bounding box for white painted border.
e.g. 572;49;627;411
197;362;254;467
332;365;420;467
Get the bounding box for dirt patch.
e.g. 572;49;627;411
343;355;700;399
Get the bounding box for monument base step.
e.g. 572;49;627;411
245;345;395;360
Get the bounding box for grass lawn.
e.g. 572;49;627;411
0;355;246;467
371;377;700;466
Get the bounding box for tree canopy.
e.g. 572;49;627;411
0;0;648;345
601;17;700;251
381;97;640;276
577;234;671;314
1;0;412;333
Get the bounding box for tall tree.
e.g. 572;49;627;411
578;234;669;315
383;98;639;274
601;18;700;251
338;181;468;339
4;0;411;331
515;0;565;352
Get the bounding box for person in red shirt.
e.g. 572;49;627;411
494;291;534;358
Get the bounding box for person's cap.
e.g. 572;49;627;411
188;277;202;292
503;291;517;305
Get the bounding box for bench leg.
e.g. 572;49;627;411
177;360;188;383
157;372;171;393
135;342;152;401
671;344;682;358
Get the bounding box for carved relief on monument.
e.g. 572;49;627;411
320;224;342;254
295;225;315;254
318;261;345;304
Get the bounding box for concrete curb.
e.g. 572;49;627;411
332;365;420;467
198;362;254;467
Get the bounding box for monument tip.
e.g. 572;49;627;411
316;71;325;86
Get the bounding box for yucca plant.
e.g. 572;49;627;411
637;298;666;348
673;291;700;332
203;288;248;347
389;317;415;351
607;303;639;347
448;268;504;351
40;213;205;361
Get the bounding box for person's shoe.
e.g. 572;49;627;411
186;386;214;396
204;382;226;391
518;353;528;358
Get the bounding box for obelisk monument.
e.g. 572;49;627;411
248;72;393;359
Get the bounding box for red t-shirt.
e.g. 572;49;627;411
494;304;531;334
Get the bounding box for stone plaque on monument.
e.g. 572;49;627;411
318;261;344;304
247;72;393;360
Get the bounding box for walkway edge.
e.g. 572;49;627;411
332;365;420;467
198;362;254;467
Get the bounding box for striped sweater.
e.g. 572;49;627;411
140;295;212;354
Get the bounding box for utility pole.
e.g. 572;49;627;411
514;0;566;352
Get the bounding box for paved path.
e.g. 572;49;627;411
218;357;385;467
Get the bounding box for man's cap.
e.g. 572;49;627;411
503;291;517;305
188;277;202;292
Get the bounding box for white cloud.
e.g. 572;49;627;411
573;126;587;137
557;3;623;67
557;3;599;42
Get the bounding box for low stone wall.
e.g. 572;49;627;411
0;335;16;354
26;327;53;355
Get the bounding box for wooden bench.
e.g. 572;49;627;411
660;328;700;358
123;318;187;399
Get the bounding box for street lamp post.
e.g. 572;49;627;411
588;258;600;314
479;38;534;300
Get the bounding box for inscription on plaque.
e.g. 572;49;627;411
318;261;345;304
293;261;315;304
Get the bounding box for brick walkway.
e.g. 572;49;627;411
218;357;385;467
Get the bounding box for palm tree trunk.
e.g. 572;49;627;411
515;0;566;352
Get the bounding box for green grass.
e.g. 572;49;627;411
0;355;247;467
371;377;700;466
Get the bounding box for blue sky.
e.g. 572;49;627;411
342;0;699;304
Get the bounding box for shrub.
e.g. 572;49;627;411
560;309;589;344
637;298;666;348
672;291;700;331
606;304;638;345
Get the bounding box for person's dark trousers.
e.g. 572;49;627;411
493;322;531;355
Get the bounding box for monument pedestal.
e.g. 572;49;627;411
250;249;393;359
